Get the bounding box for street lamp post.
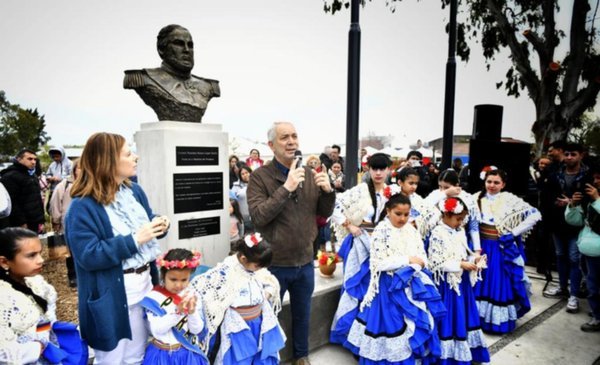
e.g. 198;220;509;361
441;0;458;170
345;0;361;187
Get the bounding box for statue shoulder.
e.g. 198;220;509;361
123;68;153;89
190;75;221;97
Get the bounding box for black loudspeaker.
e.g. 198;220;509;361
472;104;503;141
467;139;531;196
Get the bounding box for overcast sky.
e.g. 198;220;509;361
0;0;579;155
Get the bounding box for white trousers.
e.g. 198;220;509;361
93;303;148;365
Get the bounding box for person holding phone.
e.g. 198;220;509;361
543;143;589;315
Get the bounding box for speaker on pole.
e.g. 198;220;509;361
472;104;503;142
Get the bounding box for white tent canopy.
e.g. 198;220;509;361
229;136;273;160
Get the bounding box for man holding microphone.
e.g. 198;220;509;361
247;121;335;365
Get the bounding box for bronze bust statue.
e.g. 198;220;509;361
124;24;220;123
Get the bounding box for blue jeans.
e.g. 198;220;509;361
553;233;583;296
269;263;315;359
582;255;600;320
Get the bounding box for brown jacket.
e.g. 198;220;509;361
247;159;335;266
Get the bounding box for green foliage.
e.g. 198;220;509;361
0;91;50;160
323;0;600;151
568;113;600;155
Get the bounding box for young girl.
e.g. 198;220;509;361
191;233;285;364
229;199;245;248
398;167;438;240
328;161;346;193
0;227;87;364
231;165;253;233
428;198;490;365
140;248;208;365
473;168;541;333
426;169;482;254
346;194;445;364
329;153;401;344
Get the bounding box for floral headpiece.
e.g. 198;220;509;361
479;165;498;180
156;250;202;270
438;197;465;215
244;233;262;248
383;184;402;199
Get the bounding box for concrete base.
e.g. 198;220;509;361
134;121;230;266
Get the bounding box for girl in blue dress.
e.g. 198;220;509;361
397;168;438;245
330;153;401;344
140;248;209;365
473;168;541;333
428;198;489;365
425;169;482;254
346;193;446;364
191;234;285;365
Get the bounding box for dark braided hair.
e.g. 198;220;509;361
438;169;459;186
378;193;412;221
0;227;48;312
233;235;273;268
477;169;507;210
398;167;419;182
367;153;392;224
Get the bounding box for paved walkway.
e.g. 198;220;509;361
287;267;600;365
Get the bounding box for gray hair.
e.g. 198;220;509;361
267;121;293;143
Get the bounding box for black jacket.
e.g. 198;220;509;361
0;162;45;227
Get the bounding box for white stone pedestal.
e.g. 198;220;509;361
134;121;229;266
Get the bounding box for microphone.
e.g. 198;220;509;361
294;150;303;189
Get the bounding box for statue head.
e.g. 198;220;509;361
157;24;194;74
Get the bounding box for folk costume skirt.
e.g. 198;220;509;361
143;343;208;365
474;235;531;334
221;314;285;365
345;266;446;365
330;233;372;345
436;271;489;365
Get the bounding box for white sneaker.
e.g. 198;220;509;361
566;296;579;313
543;286;568;298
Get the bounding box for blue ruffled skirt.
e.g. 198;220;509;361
345;266;446;365
143;343;209;365
474;236;531;334
221;315;285;365
40;321;88;365
436;271;490;365
330;234;372;344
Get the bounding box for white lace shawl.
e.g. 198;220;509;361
331;183;371;242
331;183;401;242
361;219;427;310
190;255;281;339
0;275;57;364
411;193;440;238
473;191;541;238
428;224;483;294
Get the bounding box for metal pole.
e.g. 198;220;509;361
440;0;457;170
345;0;361;187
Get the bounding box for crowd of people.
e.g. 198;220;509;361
0;125;598;365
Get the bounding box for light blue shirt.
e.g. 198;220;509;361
104;185;162;270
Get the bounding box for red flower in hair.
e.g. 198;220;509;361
444;198;458;213
383;186;392;199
